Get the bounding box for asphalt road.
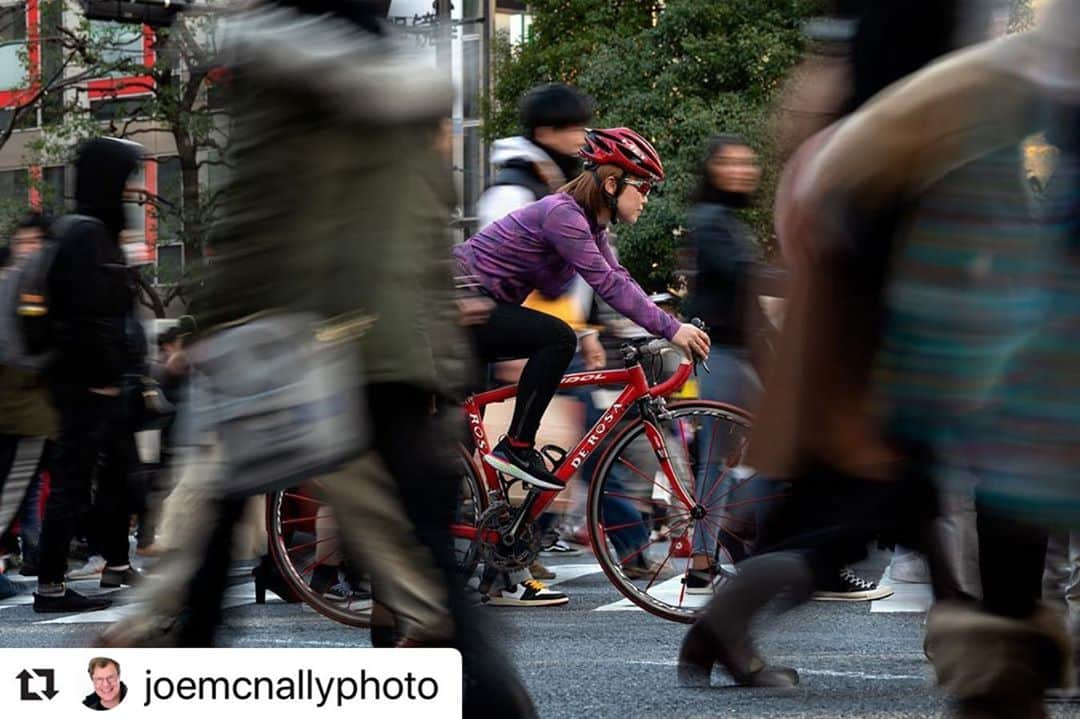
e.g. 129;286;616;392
2;552;1078;719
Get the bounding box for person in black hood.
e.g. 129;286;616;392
34;137;146;614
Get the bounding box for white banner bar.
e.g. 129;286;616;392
0;648;461;718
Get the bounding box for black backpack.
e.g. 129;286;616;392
0;215;99;367
490;158;552;201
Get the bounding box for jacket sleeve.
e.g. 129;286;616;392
476;185;536;231
543;205;680;340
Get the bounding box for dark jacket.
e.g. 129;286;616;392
83;682;127;710
47;138;142;394
681;202;785;346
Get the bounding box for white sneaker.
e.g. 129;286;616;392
889;553;931;584
541;540;582;557
66;555;106;581
485;579;569;607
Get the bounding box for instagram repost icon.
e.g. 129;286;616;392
16;668;58;702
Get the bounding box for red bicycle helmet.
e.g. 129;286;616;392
581;127;665;183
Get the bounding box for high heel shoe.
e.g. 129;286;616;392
252;556;300;604
677;619;799;688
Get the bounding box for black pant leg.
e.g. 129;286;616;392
976;503;1048;619
93;430;137;567
469;302;577;445
37;396;107;585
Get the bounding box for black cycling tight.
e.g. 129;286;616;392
469;301;577;445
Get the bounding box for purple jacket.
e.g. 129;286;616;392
454;193;681;340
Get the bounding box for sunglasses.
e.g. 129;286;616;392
623;177;653;197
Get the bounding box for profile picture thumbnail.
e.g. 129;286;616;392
84;657;127;711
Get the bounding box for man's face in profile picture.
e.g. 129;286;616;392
85;658;126;710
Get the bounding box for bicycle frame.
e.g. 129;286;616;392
454;356;697;545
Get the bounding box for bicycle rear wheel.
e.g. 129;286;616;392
587;400;782;623
267;446;485;628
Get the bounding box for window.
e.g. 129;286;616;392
0;168;27;203
89;20;145;77
0;3;26;43
123;162;146;236
155;155;182;242
91;96;149;122
155;242;183;285
0;2;27;91
41;165;67;215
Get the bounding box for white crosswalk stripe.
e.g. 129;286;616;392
870;566;932;614
3;560;923;624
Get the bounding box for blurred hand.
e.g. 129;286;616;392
671;323;710;361
580;333;606;370
164;351;190;376
456;296;494;326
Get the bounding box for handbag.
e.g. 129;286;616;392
187;311;370;498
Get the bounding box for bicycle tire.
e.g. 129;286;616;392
587;400;773;623
267;446;486;628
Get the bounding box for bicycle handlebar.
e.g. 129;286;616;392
620;317;710;397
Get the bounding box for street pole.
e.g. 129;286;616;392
435;0;452;80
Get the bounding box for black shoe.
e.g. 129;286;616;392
813;567;893;601
252;555;301;604
483;438;565;491
682;568;725;595
678;620;799;688
309;564;339;595
100;566;144;588
33;588;112;613
19;561;38;577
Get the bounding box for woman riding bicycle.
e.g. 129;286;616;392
454;127;711;490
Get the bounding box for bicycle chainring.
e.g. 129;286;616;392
474;501;541;573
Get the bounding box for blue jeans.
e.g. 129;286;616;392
692;346;762;559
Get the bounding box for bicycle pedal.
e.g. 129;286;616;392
538;444;568;470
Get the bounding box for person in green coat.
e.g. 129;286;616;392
104;3;534;717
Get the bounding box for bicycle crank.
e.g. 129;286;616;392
474;501;542;573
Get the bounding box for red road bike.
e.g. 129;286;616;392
267;329;773;624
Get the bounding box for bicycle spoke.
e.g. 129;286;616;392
601;516;660;534
697;464;736;508
280;516;326;527
698;416;723;492
284;536;339;556
644;537;680;593
675;420;692;476
281;493;327;506
599;503;695;530
615;457;695;511
701;470;758;508
616;530;684;568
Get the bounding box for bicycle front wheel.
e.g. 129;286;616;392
587;401;780;623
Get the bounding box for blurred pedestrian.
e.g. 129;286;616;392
678;0;981;688
34;138;147;613
101;2;536;716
